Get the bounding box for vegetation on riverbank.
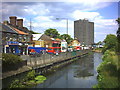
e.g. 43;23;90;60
9;70;46;88
2;53;26;72
92;48;102;52
93;18;120;88
93;50;119;88
2;53;23;65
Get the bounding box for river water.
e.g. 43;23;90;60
2;52;102;88
35;52;102;88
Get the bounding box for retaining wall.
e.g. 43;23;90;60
21;50;88;69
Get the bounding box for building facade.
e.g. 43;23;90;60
0;16;33;55
32;34;53;47
74;19;94;46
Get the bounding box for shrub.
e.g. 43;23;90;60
2;53;23;65
95;50;119;88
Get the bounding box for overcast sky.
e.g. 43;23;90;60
1;0;119;43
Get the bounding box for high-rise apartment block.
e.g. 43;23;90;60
74;19;94;46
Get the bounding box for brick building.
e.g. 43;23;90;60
0;16;33;55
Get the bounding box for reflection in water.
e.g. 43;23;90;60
36;52;102;88
74;54;94;78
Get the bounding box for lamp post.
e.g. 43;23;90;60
56;18;69;52
56;18;68;34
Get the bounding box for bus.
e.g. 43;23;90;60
47;47;61;54
61;41;67;52
28;47;46;55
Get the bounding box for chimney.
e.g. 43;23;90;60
3;21;9;25
17;19;23;28
9;16;17;26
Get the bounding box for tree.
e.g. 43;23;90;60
116;18;120;42
102;34;117;53
29;30;40;34
60;34;73;44
96;41;102;45
44;28;60;38
116;18;120;52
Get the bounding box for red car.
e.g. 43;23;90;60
75;46;81;50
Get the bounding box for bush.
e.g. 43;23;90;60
94;50;119;88
2;53;23;65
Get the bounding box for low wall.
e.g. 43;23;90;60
21;50;88;69
2;50;89;79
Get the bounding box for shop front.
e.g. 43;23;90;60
4;41;28;55
19;45;28;55
5;41;19;54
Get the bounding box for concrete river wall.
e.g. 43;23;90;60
2;50;89;79
21;50;89;69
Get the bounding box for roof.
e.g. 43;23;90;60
11;26;28;35
0;23;29;35
40;34;52;41
32;34;52;41
0;23;17;34
56;38;61;41
32;34;43;40
16;26;31;34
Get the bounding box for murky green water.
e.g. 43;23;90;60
35;52;102;88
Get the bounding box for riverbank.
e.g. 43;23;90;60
2;66;31;79
92;48;102;53
2;50;89;79
93;50;119;88
92;50;101;53
35;52;102;88
2;51;89;88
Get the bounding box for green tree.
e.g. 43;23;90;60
29;30;40;34
116;18;120;41
97;41;102;45
44;28;60;38
116;18;120;52
102;34;117;53
60;34;73;44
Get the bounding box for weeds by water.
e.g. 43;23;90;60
9;70;46;88
93;50;119;88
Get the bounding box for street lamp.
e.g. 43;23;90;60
56;18;68;34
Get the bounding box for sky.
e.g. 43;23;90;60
1;0;119;43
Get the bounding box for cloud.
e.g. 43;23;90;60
71;9;117;42
23;3;50;16
94;18;117;26
1;2;111;21
1;2;118;42
31;15;72;34
72;10;102;21
1;2;49;21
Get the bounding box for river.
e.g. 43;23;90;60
2;52;102;88
35;52;102;88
